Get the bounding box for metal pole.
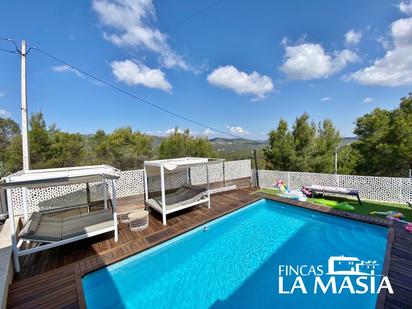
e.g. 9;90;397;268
206;165;210;209
111;179;118;242
160;164;167;225
222;162;226;187
253;149;260;188
21;40;30;171
334;147;338;174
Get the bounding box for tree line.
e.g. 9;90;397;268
0;93;410;177
0;114;214;177
263;93;412;177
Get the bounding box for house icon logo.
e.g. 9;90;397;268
327;255;378;276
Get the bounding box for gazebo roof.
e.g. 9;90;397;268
0;165;120;189
144;157;224;176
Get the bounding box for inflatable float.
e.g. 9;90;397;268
312;198;355;211
369;211;404;219
276;180;307;202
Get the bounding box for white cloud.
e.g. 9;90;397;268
111;59;172;91
52;65;83;77
345;30;362;45
165;128;183;134
377;36;391;49
92;0;188;70
349;18;412;86
363;97;373;103
207;65;273;100
320;97;332;101
203;128;213;135
0;109;11;118
399;0;412;14
226;125;248;135
280;43;359;80
280;37;290;47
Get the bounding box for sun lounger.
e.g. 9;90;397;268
146;185;207;214
19;209;114;243
304;185;362;204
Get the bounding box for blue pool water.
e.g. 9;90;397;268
83;199;388;308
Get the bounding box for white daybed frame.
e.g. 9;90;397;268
144;157;224;225
0;165;120;272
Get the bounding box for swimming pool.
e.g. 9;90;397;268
83;199;388;308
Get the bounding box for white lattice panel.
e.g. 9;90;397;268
6;160;252;216
225;160;251;180
257;169;412;203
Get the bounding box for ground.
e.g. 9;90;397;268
255;188;412;222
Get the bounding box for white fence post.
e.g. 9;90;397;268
287;172;291;189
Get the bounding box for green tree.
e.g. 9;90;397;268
310;119;341;173
263;119;296;170
92;127;153;170
158;128;214;159
48;131;85;167
29;112;53;168
292;113;316;171
337;144;359;175
0;118;20;176
353;93;412;176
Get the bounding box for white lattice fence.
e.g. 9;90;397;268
7;160;252;215
255;169;412;203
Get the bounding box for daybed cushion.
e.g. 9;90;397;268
305;185;359;195
19;209;114;242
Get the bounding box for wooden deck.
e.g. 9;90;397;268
6;189;412;308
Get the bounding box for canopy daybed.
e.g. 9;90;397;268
144;157;224;225
0;165;120;272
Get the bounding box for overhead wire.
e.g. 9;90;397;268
31;46;241;139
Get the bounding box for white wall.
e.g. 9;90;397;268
7;160;251;216
254;169;412;203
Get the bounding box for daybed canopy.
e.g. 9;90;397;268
144;157;224;225
0;165;120;273
1;165;119;189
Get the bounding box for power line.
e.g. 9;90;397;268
164;0;225;32
0;48;18;54
30;46;240;139
0;38;20;54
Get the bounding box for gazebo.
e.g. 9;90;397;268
0;165;120;272
143;157;224;225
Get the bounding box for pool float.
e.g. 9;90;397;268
312;198;355;211
369;211;404;219
301;187;313;197
276;180;307;202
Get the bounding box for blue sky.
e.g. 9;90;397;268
0;0;411;140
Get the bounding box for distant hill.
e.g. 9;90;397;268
209;138;268;153
84;132;357;153
341;137;358;146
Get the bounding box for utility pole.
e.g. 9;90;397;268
21;40;30;171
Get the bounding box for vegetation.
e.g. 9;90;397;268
352;94;412;177
0;114;215;175
0;93;410;177
263;93;412;177
263;114;342;173
256;188;412;221
158;128;215;159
